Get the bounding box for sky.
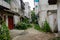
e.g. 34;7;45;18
23;0;34;10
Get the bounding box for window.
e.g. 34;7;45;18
48;0;57;5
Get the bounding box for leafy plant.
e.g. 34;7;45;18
22;17;29;23
0;22;10;40
31;11;37;24
15;22;32;30
43;20;51;32
34;20;51;32
34;24;41;31
15;16;32;30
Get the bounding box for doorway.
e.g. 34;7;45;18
8;16;14;30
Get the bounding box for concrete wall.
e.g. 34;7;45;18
47;12;57;32
6;16;8;27
38;0;48;27
10;0;22;25
24;2;31;19
14;15;20;25
38;0;57;32
57;0;60;32
10;0;21;12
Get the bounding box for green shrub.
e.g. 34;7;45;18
22;17;29;23
15;22;27;30
15;22;32;30
34;24;41;31
0;22;10;40
34;20;51;32
15;16;32;30
31;11;37;24
43;20;51;32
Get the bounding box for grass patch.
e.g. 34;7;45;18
49;37;60;40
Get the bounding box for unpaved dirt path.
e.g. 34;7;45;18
10;28;55;40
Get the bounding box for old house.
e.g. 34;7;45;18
0;0;25;30
24;2;31;21
34;0;57;32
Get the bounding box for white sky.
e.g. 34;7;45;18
23;0;34;10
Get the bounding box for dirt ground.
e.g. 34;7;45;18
10;28;55;40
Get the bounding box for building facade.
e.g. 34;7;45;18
0;0;25;30
34;0;57;32
24;2;31;21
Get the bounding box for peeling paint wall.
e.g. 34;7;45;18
10;0;21;12
38;0;48;27
14;15;20;25
38;0;57;32
48;12;57;32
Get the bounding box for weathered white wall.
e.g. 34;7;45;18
38;0;48;27
57;0;60;32
48;12;57;32
24;2;31;19
10;0;21;12
14;15;20;25
6;16;8;27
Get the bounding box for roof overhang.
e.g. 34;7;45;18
0;5;20;16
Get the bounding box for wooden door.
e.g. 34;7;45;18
8;16;14;30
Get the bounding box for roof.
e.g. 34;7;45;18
0;5;20;16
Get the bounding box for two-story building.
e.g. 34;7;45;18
0;0;25;30
34;0;57;32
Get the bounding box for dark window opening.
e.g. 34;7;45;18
48;0;57;5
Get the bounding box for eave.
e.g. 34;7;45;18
0;5;20;16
